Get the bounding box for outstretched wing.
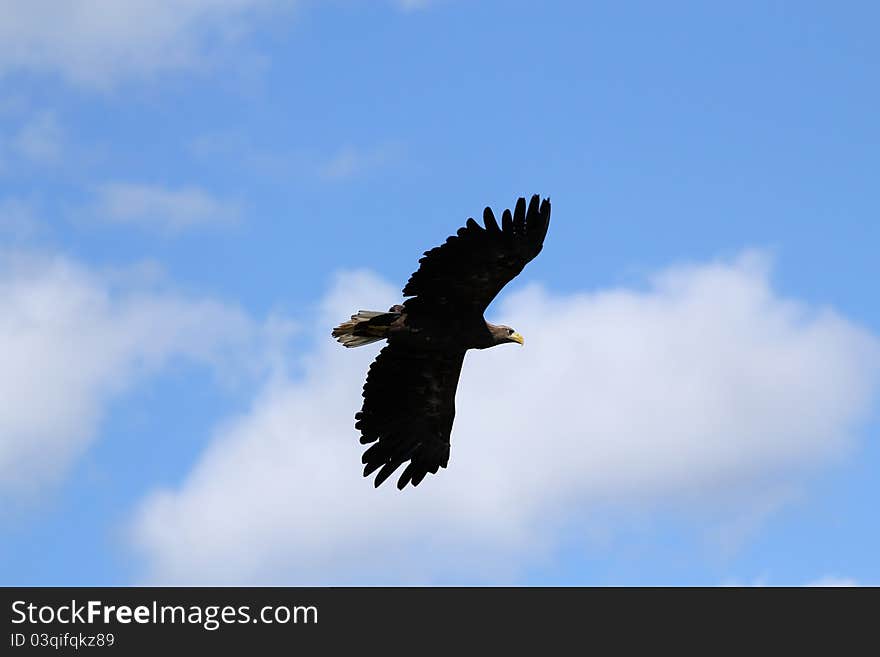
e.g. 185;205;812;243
402;194;551;314
357;344;466;489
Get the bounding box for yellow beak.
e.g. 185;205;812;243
510;332;524;346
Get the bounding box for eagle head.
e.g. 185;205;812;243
489;324;524;346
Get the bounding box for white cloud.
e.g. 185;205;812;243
92;182;241;232
0;250;286;498
130;253;880;584
189;135;403;182
0;0;287;86
318;144;400;181
0;109;64;172
13;110;63;165
0;1;436;86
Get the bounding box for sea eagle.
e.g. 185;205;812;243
332;194;551;489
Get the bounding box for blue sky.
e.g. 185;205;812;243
1;1;878;586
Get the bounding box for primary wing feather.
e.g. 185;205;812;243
402;194;551;313
357;344;466;489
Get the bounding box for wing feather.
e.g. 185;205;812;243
483;206;500;233
402;195;550;313
357;344;466;489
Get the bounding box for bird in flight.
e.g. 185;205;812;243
332;194;551;489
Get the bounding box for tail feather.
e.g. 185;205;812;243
332;310;396;348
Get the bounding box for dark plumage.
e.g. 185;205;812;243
332;194;551;489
